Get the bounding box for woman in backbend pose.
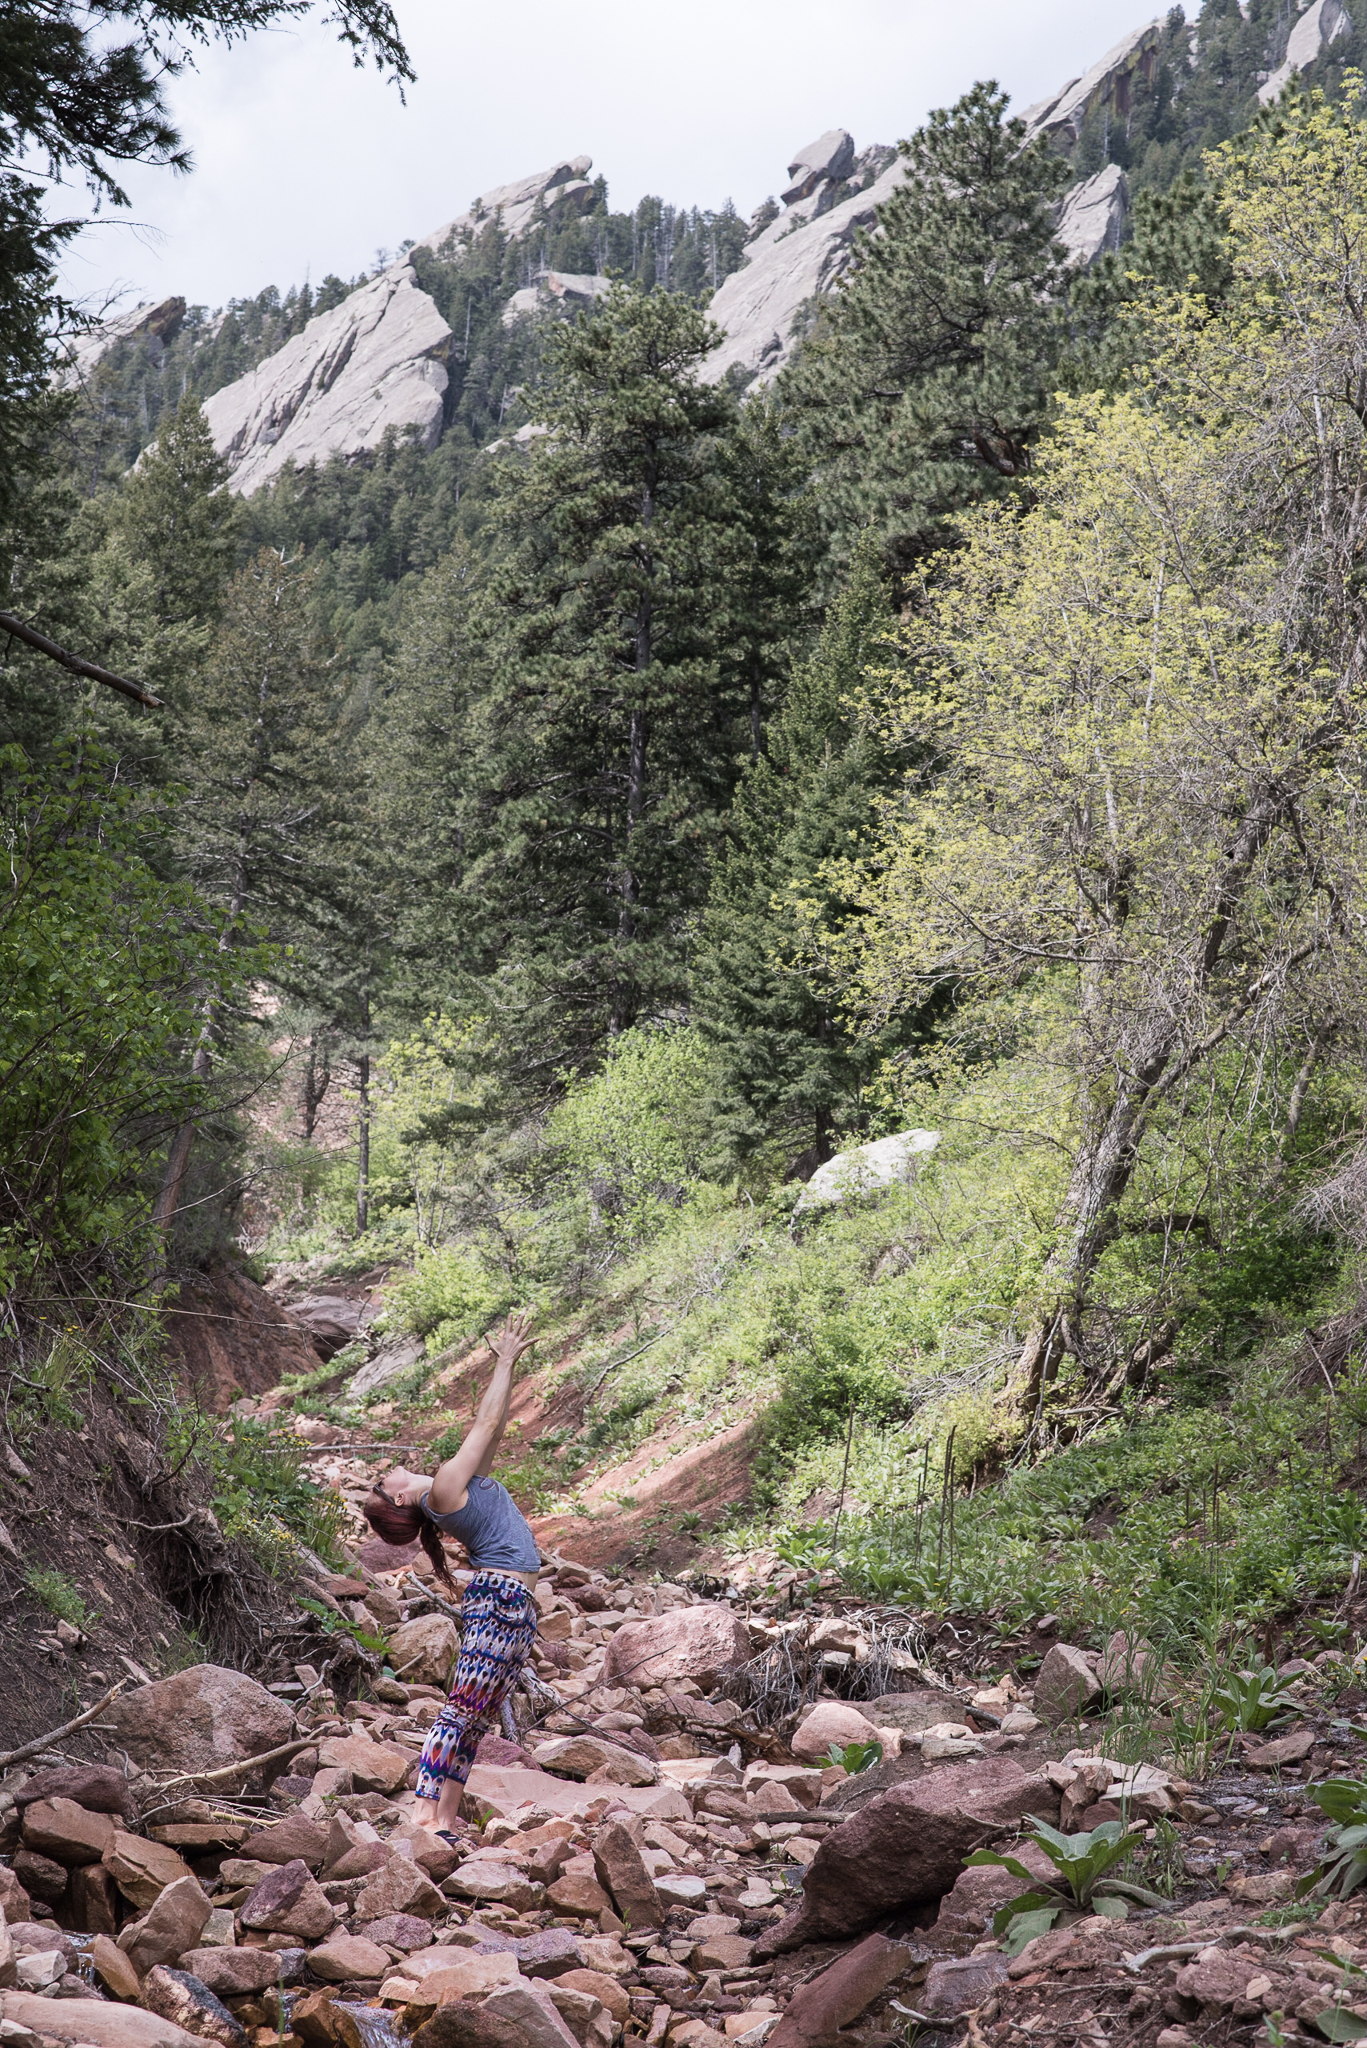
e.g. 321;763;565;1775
362;1311;541;1837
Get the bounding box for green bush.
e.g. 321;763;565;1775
379;1246;508;1354
548;1026;715;1243
193;1417;346;1567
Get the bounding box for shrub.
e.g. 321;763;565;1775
379;1247;508;1355
548;1026;715;1243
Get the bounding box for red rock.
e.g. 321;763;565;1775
482;1979;582;2048
1033;1644;1101;1723
0;1869;31;1924
315;1736;411;1794
791;1703;885;1766
12;1848;66;1904
591;1824;662;1929
100;1668;294;1782
237;1814;328;1869
1173;1949;1269;2013
72;1862;124;1935
547;1875;612;1919
474;1734;544;1771
934;1844;1056;1944
306;1935;392;1983
412;2002;527;2048
353;1854;446;1921
320;1843;390;1882
602;1606;751;1689
141;1966;247;2048
0;1991;203;2048
239;1860;336;1940
103;1832;195;1909
89;1932;141;2001
755;1758;1061;1954
14;1766;135;1819
21;1796;116;1866
763;1935;915;2048
356;1913;433;1953
556;1972;630;2026
1243;1727;1315;1769
181;1950;282;1999
124;1876;213;1974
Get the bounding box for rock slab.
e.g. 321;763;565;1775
756;1758;1060;1953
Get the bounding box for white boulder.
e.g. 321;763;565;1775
793;1129;939;1216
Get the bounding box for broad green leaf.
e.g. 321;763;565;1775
965;1851;1039;1885
1000;1907;1064;1958
991;1890;1062;1935
1315;2009;1367;2042
1090;1895;1129;1919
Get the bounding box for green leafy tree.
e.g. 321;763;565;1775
779;82;1072;579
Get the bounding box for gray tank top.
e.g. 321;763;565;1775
419;1474;541;1574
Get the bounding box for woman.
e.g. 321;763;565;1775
362;1310;541;1837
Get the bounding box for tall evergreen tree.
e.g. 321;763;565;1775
779;83;1072;579
693;542;920;1178
405;285;814;1079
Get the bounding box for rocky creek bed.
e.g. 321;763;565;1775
4;1522;1367;2048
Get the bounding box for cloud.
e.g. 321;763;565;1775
54;0;1158;314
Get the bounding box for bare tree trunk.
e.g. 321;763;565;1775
355;1049;371;1237
301;1035;331;1142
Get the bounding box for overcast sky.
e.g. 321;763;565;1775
56;0;1163;318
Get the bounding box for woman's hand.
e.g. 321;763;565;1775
488;1310;536;1370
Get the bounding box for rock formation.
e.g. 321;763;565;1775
701;34;1158;391
700;146;904;390
55;297;186;390
502;272;612;325
1260;0;1351;102
416;157;598;254
202;261;452;495
1020;20;1163;143
1056;162;1128;269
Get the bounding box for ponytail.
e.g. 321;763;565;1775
362;1487;459;1593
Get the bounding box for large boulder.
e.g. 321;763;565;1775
237;1813;329;1869
124;1876;213;1974
591;1824;662;1929
315;1734;412;1794
182;1950;282;1999
388;1614;459;1690
755;1757;1060;1954
352;1855;445;1922
101;1667;294;1780
602;1606;751;1690
239;1860;336;1941
203;266;451;497
104;1833;196;1910
1033;1644;1101;1724
0;1991;202;2048
533;1736;656;1787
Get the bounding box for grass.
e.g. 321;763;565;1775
26;1568;91;1630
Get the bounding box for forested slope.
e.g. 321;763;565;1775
7;0;1367;1705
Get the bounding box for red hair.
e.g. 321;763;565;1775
363;1487;458;1591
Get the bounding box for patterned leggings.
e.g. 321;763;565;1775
414;1570;538;1801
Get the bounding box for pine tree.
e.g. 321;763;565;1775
693;542;923;1178
779;83;1073;579
413;285;813;1078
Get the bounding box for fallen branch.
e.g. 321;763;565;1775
0;1679;130;1771
0;609;163;710
153;1735;317;1789
1120;1923;1298;1973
